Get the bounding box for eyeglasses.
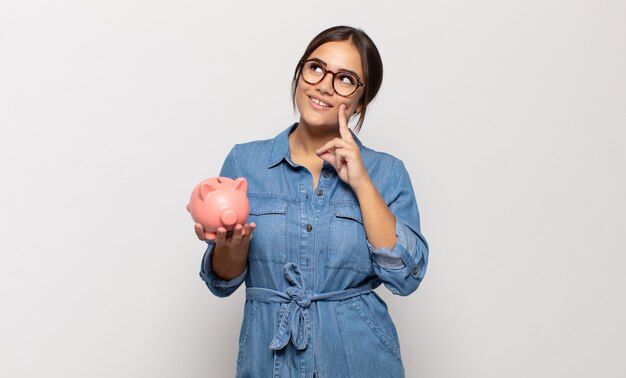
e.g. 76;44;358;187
299;59;364;97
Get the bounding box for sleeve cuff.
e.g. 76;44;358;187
199;241;248;290
367;219;423;278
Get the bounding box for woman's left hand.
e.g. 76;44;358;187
315;104;371;192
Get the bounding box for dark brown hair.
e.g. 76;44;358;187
291;26;383;133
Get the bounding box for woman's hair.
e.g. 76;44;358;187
291;25;383;133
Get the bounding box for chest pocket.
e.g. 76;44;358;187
326;203;372;274
247;197;288;263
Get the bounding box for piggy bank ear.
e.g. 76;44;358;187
234;177;248;193
199;183;217;200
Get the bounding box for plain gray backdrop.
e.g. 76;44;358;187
1;1;625;377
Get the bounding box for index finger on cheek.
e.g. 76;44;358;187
338;104;347;126
337;104;353;141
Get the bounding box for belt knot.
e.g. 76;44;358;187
285;287;311;308
268;263;311;351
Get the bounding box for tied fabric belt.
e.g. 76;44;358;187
245;263;373;351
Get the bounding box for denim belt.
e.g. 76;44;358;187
245;263;373;351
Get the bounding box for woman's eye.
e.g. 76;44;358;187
309;63;324;73
338;74;356;85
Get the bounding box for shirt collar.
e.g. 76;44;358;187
266;123;364;169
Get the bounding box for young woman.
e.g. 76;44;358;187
195;25;429;378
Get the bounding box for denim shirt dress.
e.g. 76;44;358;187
200;124;429;378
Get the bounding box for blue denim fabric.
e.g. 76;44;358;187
199;124;429;378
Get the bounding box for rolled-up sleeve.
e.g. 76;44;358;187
197;145;248;297
199;240;248;297
367;159;429;296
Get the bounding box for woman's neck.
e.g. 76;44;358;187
288;122;340;156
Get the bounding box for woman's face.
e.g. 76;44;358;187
295;40;365;130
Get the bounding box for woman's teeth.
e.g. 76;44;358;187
310;97;331;108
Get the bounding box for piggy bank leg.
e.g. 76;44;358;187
204;231;217;240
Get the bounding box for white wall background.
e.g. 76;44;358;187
1;1;625;377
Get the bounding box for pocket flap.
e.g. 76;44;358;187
248;197;288;215
333;204;363;224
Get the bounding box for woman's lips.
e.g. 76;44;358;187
308;96;333;110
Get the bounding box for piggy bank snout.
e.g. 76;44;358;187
219;208;238;227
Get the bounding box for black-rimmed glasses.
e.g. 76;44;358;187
299;59;364;97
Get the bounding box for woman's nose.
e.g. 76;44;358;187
315;72;335;95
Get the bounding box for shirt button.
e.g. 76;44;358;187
306;224;313;232
323;171;330;178
316;189;324;196
411;266;419;275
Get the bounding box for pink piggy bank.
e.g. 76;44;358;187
186;176;250;240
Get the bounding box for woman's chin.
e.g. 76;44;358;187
299;119;339;131
299;112;338;129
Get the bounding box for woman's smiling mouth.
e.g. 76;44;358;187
308;96;333;109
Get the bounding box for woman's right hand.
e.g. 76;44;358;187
195;223;256;280
194;222;256;258
194;222;256;242
194;222;256;255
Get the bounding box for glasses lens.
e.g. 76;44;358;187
333;73;359;96
300;60;360;97
301;61;325;85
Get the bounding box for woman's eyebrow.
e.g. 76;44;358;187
308;57;362;78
